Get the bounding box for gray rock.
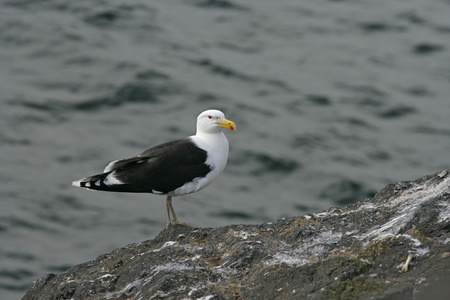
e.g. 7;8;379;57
22;170;450;300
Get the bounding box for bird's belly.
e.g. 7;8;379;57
169;169;220;196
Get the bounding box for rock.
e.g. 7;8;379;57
22;170;450;300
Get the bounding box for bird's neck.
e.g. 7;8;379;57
194;131;229;172
195;130;225;140
194;131;229;152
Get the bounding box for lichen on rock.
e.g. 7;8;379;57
22;170;450;300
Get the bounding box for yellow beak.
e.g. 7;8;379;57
217;119;236;131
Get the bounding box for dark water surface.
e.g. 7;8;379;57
1;0;449;298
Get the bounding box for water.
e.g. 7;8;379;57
1;0;449;298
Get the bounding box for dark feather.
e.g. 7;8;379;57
79;138;212;194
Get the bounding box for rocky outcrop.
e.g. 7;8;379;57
23;170;450;300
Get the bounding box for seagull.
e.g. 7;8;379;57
72;109;236;227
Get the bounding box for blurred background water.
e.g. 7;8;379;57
1;0;449;298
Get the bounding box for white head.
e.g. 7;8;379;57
196;109;236;135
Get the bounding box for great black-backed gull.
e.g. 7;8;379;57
72;109;236;227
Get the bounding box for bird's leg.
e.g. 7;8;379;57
165;195;172;227
168;199;180;225
165;196;180;226
165;195;192;227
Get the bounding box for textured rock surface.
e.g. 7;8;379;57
23;170;450;300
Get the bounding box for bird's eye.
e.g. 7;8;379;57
208;115;213;119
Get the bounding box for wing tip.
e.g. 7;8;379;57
72;179;92;188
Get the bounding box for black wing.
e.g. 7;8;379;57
78;139;212;194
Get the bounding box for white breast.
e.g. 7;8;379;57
169;133;229;196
